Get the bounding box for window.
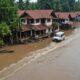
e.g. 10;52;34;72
36;19;40;23
66;19;69;21
30;19;34;24
47;19;51;22
21;18;25;23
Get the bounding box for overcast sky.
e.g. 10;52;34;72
30;0;37;2
15;0;37;2
16;0;78;3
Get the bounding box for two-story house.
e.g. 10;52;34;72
18;10;54;40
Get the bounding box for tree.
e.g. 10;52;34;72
68;0;75;11
0;0;18;44
10;17;22;43
52;22;60;31
37;0;77;11
0;39;5;46
0;22;11;38
75;0;80;11
54;0;62;11
0;0;17;24
18;0;25;10
37;0;62;11
37;0;54;9
25;0;30;9
0;22;11;45
60;0;70;11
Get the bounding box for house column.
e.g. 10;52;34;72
50;28;52;33
25;31;27;38
45;19;47;25
25;19;27;25
46;29;49;34
34;19;36;25
51;19;53;25
30;30;33;36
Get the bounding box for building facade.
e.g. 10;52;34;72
18;10;55;41
17;10;80;42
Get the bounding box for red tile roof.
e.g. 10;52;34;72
55;12;80;19
21;25;48;31
69;12;77;18
17;10;25;17
21;25;31;32
32;25;47;31
18;10;80;19
75;12;80;16
18;10;53;19
55;12;70;19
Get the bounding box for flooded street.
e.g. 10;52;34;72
3;27;80;80
0;29;73;70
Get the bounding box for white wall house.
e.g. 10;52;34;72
64;19;69;23
61;18;70;24
31;19;41;26
45;19;52;26
21;19;41;26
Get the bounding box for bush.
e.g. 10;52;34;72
0;39;5;46
52;22;60;30
0;22;11;36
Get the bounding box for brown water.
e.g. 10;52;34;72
0;23;78;70
4;26;80;80
0;38;51;70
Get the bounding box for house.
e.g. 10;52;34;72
54;12;75;29
75;12;80;21
55;12;80;22
17;10;55;41
17;10;80;42
55;12;70;23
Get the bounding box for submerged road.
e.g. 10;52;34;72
2;28;80;80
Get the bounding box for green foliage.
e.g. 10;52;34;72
37;0;55;9
0;0;17;25
52;22;60;30
52;22;60;27
0;22;11;37
16;0;80;11
10;17;22;31
0;39;5;46
75;0;80;11
60;0;70;11
37;0;79;11
18;0;25;10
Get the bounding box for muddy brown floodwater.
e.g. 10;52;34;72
4;24;80;80
0;22;79;71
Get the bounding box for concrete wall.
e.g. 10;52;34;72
31;19;41;26
45;19;52;26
